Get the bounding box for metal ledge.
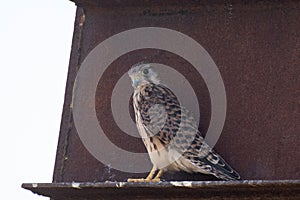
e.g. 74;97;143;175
22;180;300;200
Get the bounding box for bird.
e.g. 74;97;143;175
127;62;240;182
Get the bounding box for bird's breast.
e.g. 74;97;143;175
142;136;172;170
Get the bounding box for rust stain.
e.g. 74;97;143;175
53;0;300;183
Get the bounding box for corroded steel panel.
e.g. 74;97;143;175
53;0;300;183
22;180;300;200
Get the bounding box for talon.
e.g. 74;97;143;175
127;178;160;182
127;166;163;182
127;178;146;182
151;178;161;182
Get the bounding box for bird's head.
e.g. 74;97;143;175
128;63;161;89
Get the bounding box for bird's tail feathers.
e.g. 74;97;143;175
209;151;241;181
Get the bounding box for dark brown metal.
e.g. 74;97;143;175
70;0;224;8
53;0;300;183
21;0;300;199
22;180;300;200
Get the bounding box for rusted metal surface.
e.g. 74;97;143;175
70;0;224;8
22;180;300;200
53;0;300;185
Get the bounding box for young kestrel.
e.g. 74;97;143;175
127;63;240;182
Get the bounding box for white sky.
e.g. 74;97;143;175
0;0;76;199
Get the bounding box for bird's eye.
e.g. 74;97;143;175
142;69;149;75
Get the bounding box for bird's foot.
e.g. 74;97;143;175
127;167;163;182
127;178;160;182
151;178;161;182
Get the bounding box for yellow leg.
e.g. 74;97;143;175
127;166;159;182
145;166;157;180
152;169;163;182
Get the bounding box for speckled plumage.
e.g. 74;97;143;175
128;63;240;181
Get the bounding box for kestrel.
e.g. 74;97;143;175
127;63;240;182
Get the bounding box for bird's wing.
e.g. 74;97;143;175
137;83;198;144
182;134;241;180
137;83;240;180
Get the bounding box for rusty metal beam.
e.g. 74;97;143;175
22;1;300;199
53;0;300;183
22;180;300;200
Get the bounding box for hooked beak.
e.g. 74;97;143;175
130;75;141;88
132;78;140;88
